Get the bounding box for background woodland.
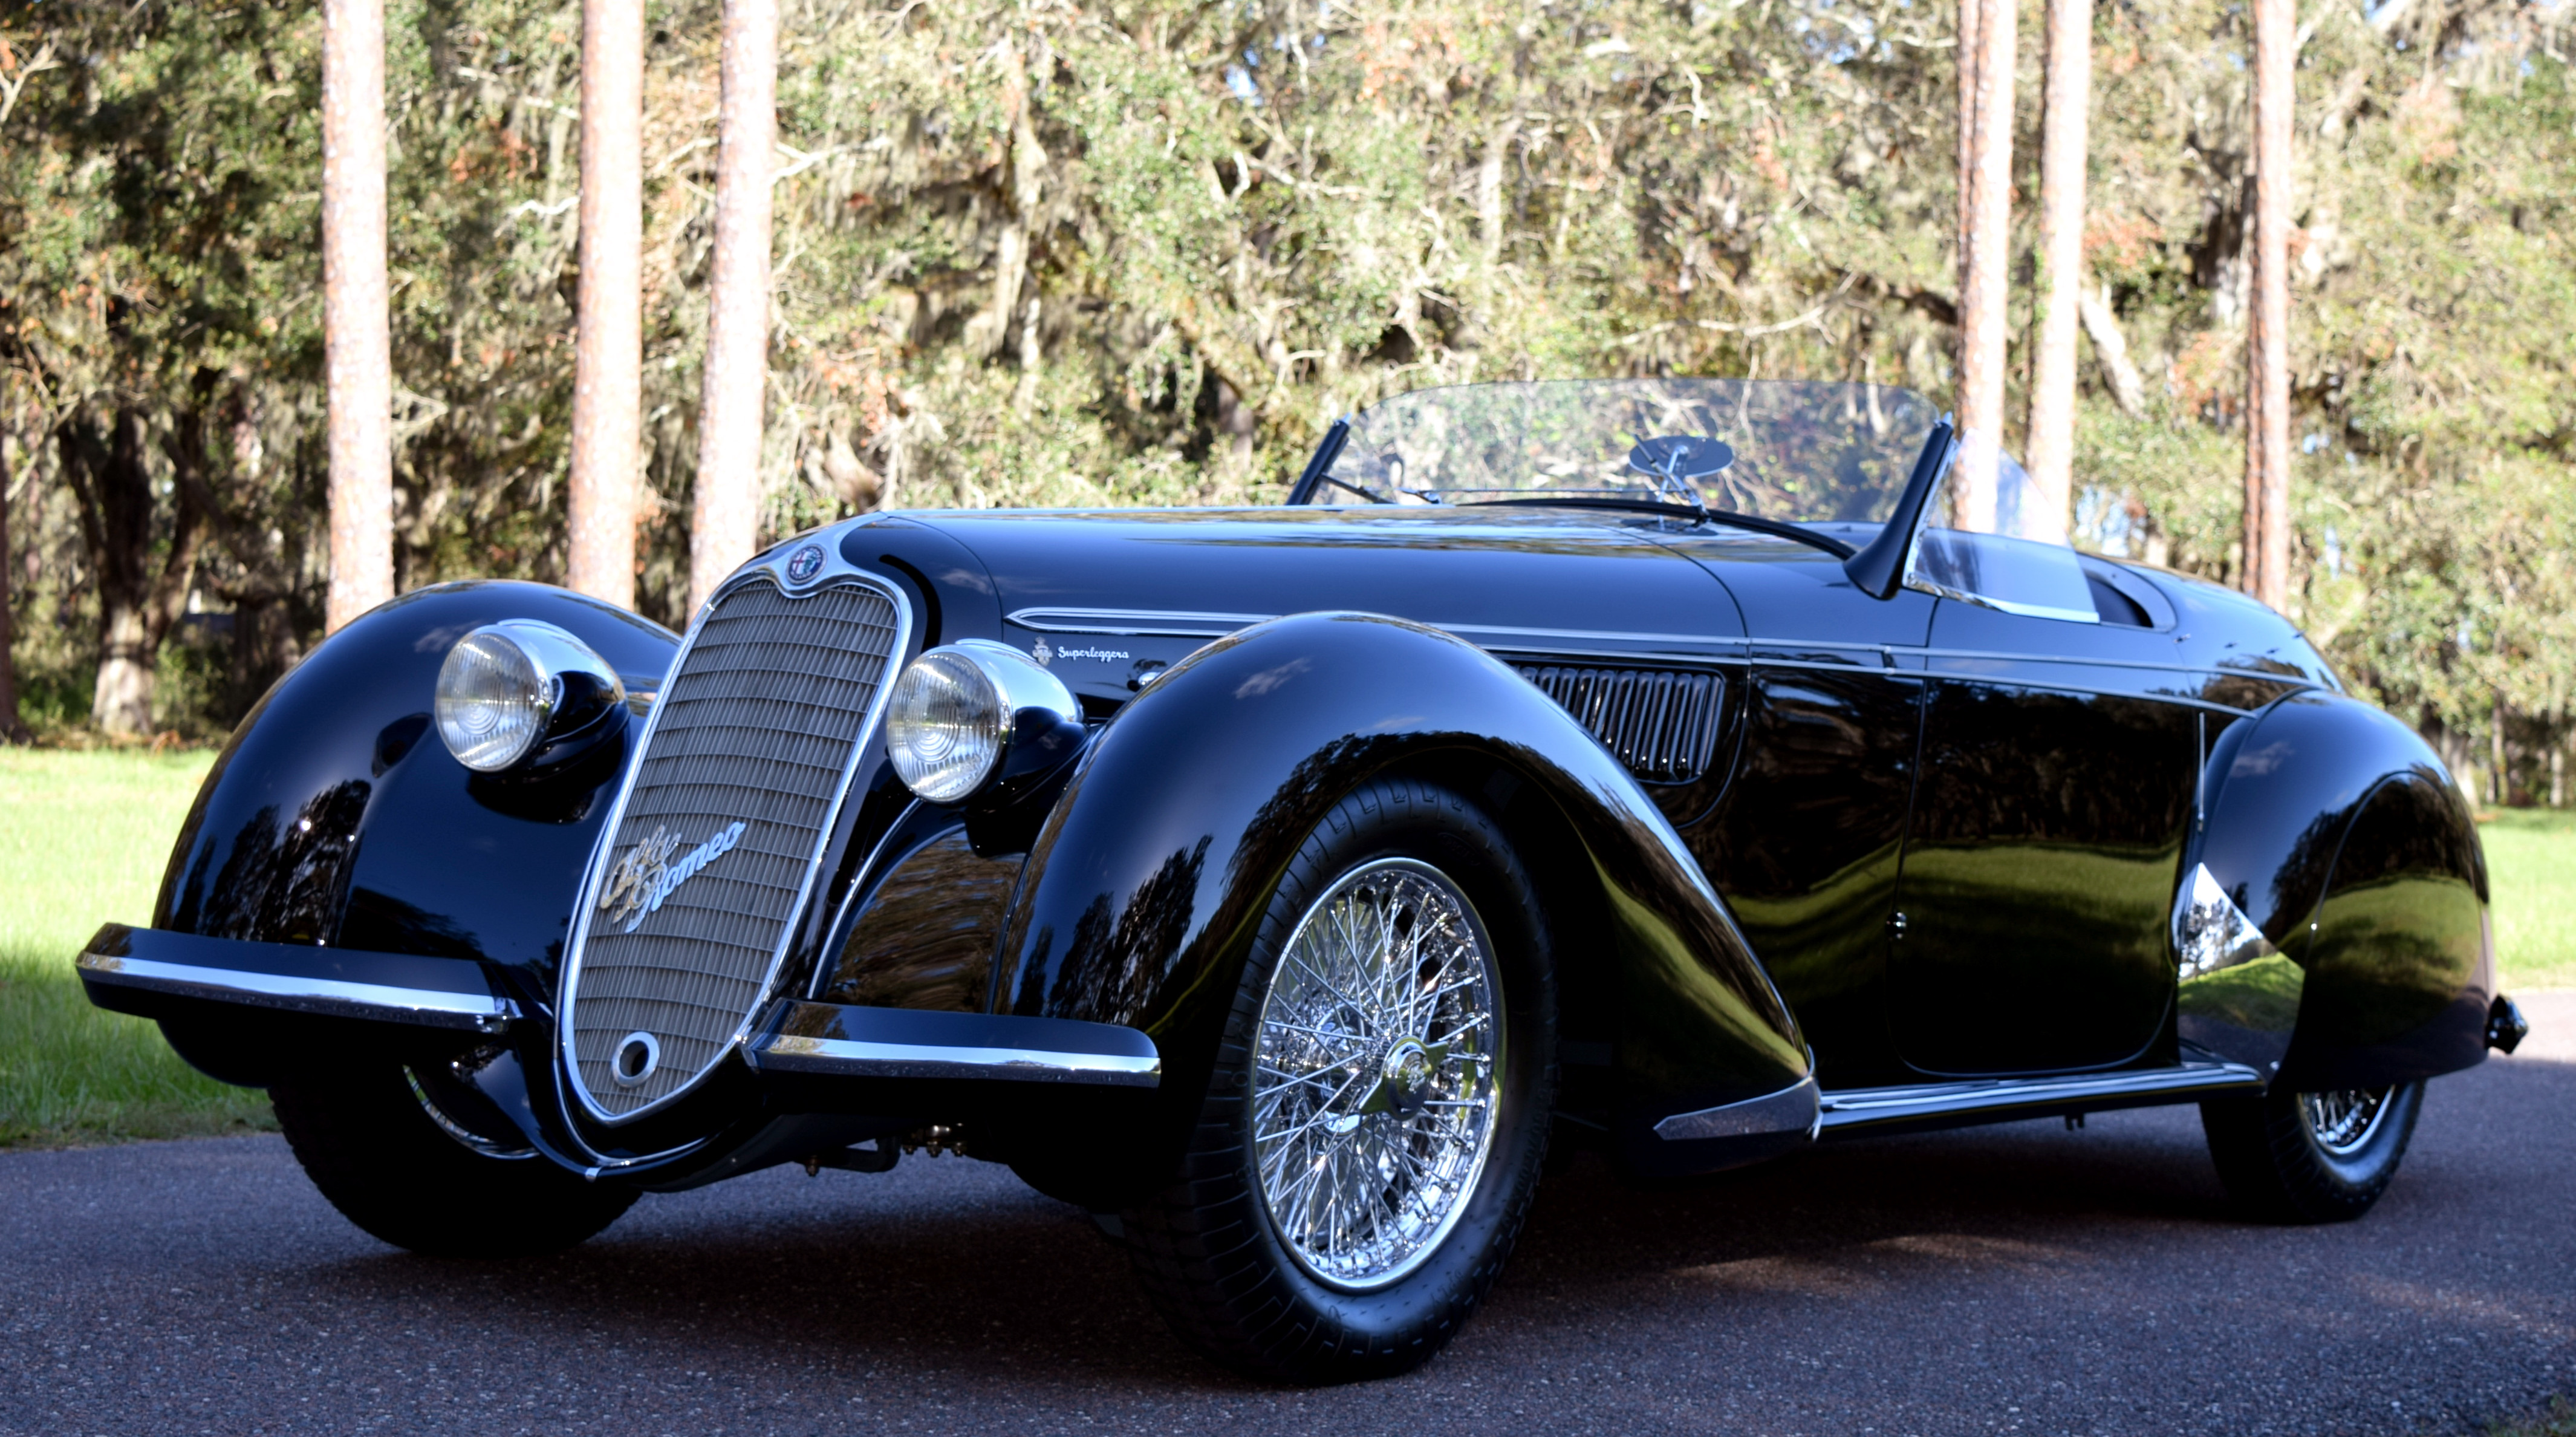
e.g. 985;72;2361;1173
1;0;2571;801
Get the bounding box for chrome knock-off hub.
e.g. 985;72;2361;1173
1379;1038;1434;1115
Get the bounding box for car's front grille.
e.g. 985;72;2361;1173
1514;663;1726;783
562;575;904;1121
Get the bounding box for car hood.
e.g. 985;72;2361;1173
873;505;1762;705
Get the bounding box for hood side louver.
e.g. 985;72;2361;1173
1512;663;1726;784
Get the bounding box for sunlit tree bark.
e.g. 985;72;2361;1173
2243;0;2294;608
1954;0;2016;529
568;0;643;609
322;0;391;632
2023;0;2091;537
689;0;777;616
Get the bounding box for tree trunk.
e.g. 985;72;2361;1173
2491;692;2509;806
2023;0;2091;541
1954;0;2017;530
58;406;206;738
568;0;643;610
1957;0;1980;267
323;0;392;633
2077;282;2146;418
0;429;26;743
689;0;779;616
967;39;1049;366
2243;0;2294;610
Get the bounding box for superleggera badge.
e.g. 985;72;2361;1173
599;822;747;933
783;544;827;585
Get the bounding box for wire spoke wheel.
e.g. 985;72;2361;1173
2204;1076;2424;1225
2298;1086;2394;1158
1251;857;1503;1291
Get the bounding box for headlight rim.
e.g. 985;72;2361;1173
434;619;628;774
885;639;1081;805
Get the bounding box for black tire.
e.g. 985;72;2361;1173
271;1061;637;1257
1119;776;1557;1384
2200;1079;2425;1224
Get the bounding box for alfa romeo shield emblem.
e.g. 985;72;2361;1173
784;543;827;585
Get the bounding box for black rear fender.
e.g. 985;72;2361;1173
997;611;1810;1167
2188;691;2493;1089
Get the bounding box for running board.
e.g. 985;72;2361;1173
1816;1060;2265;1138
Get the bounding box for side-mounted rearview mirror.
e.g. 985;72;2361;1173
1843;417;1956;600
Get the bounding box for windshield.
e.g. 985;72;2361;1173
1299;379;1942;526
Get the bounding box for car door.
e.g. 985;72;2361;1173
1887;543;2200;1076
1673;535;1938;1091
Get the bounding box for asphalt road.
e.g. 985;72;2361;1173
4;995;2569;1437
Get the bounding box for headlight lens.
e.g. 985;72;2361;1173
436;630;555;772
885;648;1008;802
433;621;625;774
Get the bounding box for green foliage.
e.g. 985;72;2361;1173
2070;0;2576;760
0;0;2570;794
0;749;273;1147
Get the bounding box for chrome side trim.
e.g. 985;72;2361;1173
2174;861;2282;979
754;1032;1162;1087
77;950;515;1032
1654;1075;1820;1142
1817;1061;2264;1132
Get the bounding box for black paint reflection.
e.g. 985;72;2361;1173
1698;668;1922;1089
822;830;1022;1013
2295;774;2488;1054
168;781;373;947
1891;682;2193;1075
1017;836;1212;1026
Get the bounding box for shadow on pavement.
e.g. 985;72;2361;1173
272;1048;2573;1393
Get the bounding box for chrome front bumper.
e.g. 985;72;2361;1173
753;1001;1162;1088
78;924;1162;1090
78;924;518;1032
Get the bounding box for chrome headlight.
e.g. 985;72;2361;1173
886;639;1082;803
435;620;626;773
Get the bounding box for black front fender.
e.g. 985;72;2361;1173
152;581;677;1067
995;611;1809;1161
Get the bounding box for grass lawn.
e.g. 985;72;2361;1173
2483;807;2576;992
0;751;2569;1150
0;748;275;1147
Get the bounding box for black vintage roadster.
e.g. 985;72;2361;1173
80;379;2525;1382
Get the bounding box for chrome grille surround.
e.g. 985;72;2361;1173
1513;663;1725;783
558;561;910;1126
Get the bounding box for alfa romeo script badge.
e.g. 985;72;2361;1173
784;543;827;585
598;821;747;933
